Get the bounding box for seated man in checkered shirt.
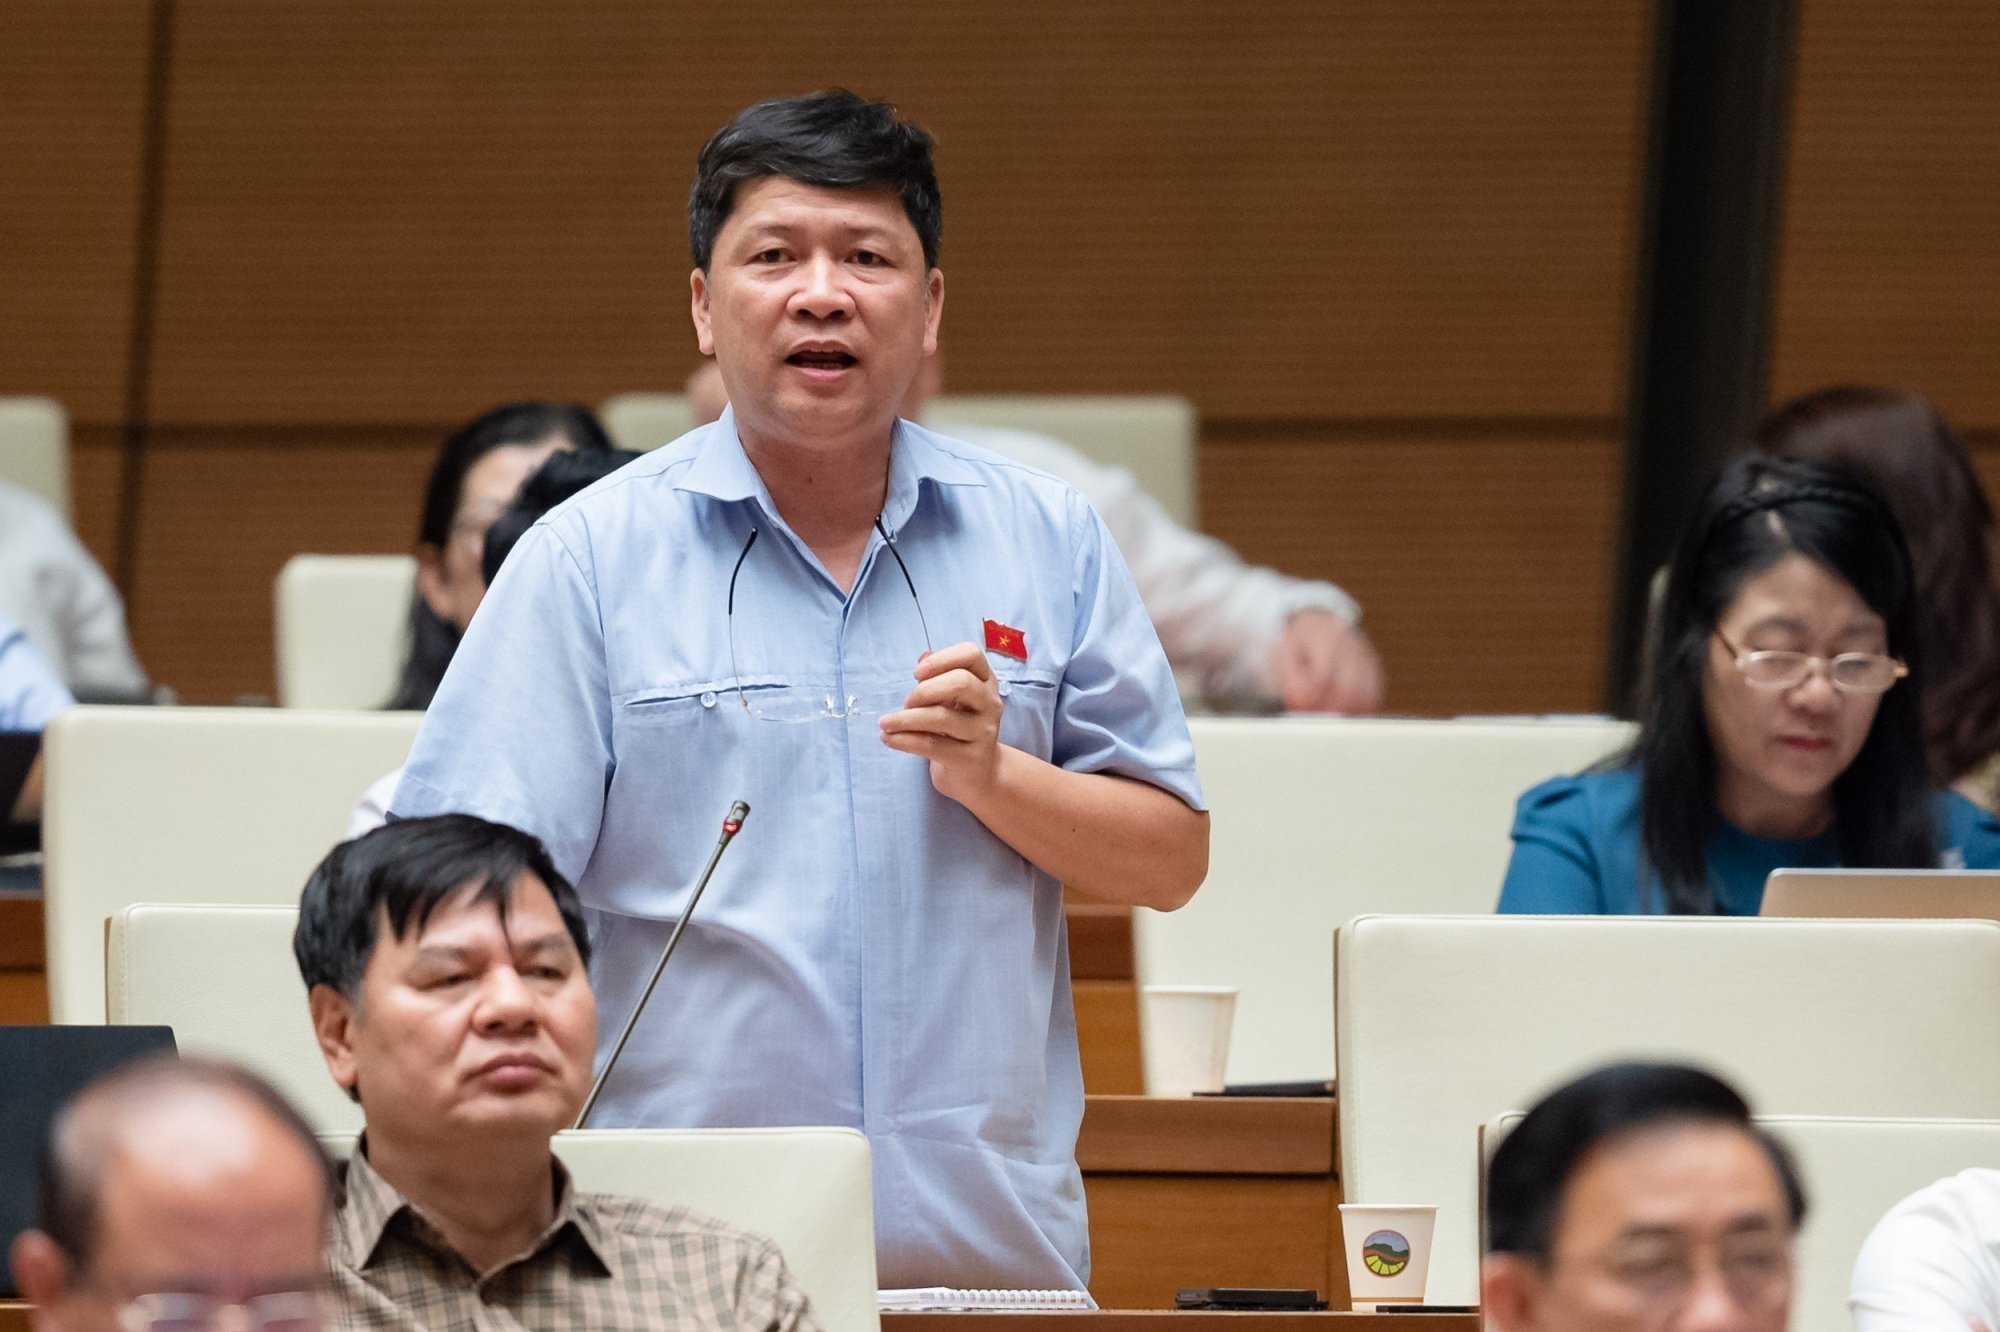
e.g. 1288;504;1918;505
293;813;823;1332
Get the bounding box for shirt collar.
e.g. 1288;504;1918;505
673;406;985;533
336;1139;614;1280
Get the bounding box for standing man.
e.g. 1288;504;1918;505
392;90;1210;1290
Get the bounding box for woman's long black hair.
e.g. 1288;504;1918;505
1633;455;1934;912
387;402;613;710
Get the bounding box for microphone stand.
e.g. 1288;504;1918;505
573;799;749;1129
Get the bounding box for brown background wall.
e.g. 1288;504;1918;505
2;1;1993;711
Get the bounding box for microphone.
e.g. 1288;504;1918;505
574;799;750;1129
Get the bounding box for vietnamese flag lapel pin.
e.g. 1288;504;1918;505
983;619;1029;661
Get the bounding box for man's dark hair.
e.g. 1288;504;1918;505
293;813;590;1000
688;89;942;271
1486;1061;1808;1259
38;1055;334;1269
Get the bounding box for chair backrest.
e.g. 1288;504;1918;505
925;394;1198;526
319;1128;880;1332
1481;1110;2000;1332
108;903;357;1130
600;392;695;451
1133;716;1634;1085
274;554;417;709
44;706;423;1021
1338;915;2000;1303
0;396;70;518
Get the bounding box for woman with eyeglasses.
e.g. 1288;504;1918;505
1499;455;2000;915
387;402;615;711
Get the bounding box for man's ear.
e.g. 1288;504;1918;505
309;984;362;1101
691;268;715;356
921;268;944;358
1480;1253;1545;1332
11;1229;72;1312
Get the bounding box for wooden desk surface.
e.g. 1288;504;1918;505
884;1313;1476;1332
1080;1095;1334;1175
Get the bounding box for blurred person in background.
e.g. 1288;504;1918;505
388;402;616;710
1758;385;2000;811
1499;456;2000;914
0;481;148;700
2;612;75;821
351;446;639;836
1482;1061;1805;1332
1851;1165;2000;1332
686;355;1384;713
8;1056;334;1332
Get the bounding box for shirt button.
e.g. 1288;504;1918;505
998;680;1013;698
700;691;718;708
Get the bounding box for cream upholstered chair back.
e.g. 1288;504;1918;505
1133;716;1633;1085
1481;1110;2000;1332
321;1129;879;1332
108;903;357;1130
924;394;1198;526
1338;915;2000;1303
600;392;695;452
0;395;70;517
275;554;417;709
43;706;423;1021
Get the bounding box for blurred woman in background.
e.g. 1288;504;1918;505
388;402;614;709
1500;455;2000;914
1758;385;2000;810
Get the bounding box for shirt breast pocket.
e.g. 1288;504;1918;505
995;666;1061;761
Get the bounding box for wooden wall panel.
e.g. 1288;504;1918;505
147;0;1648;425
0;1;152;423
1771;0;2000;427
125;431;437;701
1201;430;1620;716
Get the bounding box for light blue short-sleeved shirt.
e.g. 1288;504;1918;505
394;413;1205;1290
0;615;75;732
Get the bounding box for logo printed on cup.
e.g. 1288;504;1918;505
1362;1230;1411;1278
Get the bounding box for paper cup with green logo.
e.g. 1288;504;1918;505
1338;1204;1437;1309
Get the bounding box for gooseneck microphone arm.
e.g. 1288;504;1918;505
573;799;749;1129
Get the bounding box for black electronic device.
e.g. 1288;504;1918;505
0;1025;178;1297
1176;1288;1328;1311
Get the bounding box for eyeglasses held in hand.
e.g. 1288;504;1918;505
725;521;933;723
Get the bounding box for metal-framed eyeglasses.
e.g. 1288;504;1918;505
108;1289;324;1332
725;521;933;723
1713;631;1907;694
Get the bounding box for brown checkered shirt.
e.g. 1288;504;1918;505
327;1148;822;1332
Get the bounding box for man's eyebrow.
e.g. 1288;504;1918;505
407;943;474;967
514;932;576;958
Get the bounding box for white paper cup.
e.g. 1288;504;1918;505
1338;1204;1437;1310
1140;985;1237;1096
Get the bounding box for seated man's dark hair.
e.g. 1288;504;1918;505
293;814;590;999
1486;1061;1808;1259
688;88;942;271
480;446;641;587
39;1054;334;1267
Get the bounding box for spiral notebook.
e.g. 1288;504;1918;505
879;1287;1097;1311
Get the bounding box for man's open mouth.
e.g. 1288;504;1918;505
788;350;857;369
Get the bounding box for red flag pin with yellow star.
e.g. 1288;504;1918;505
983;619;1028;661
